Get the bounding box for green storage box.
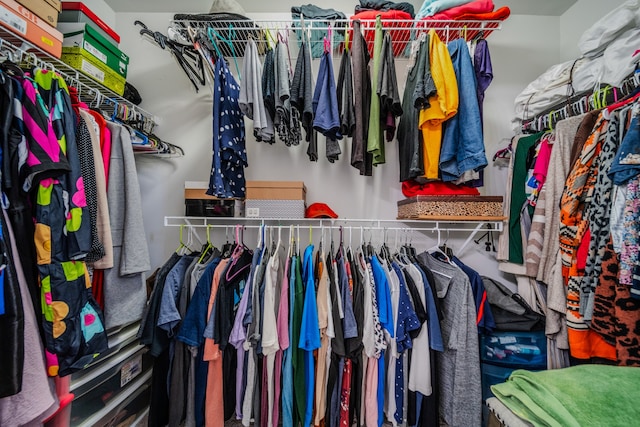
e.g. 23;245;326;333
61;47;125;95
59;22;128;78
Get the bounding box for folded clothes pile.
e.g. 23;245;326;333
417;0;511;21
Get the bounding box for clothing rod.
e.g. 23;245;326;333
164;216;503;232
521;70;640;132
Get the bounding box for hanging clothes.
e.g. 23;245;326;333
417;252;482;427
239;39;274;143
418;30;458;181
377;32;403;143
290;38;317;160
337;49;355;139
397;35;431;182
312;50;342;162
274;40;302;147
367;18;385;166
351;20;374;176
208;56;247;199
0;210;58;423
25;69;108;377
439;38;487;183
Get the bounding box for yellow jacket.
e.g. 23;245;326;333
418;30;459;180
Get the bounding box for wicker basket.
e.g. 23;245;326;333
397;196;505;220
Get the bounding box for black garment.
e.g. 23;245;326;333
355;0;415;17
76;115;105;263
212;249;252;350
337;50;355;138
398;36;432;181
0;210;24;398
327;255;346;357
403;267;427;336
1;75;42;344
291;4;346;20
138;252;181;357
378;32;403;142
345;250;364;358
262;49;276;123
148;348;170;427
167;260;195;427
346;250;364;427
142;253;189;427
291;40;317;156
351;20;373;176
222;342;238;420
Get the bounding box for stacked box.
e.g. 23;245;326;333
61;47;125;95
59;1;119;45
0;0;63;57
184;181;243;218
245;181;307;218
59;22;128;78
16;0;60;26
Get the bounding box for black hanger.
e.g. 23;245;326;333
1;56;24;78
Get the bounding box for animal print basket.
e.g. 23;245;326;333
397;196;504;220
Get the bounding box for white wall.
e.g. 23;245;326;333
115;11;562;282
559;0;627;61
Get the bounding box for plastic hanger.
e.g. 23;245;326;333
197;225;213;263
427;229;455;267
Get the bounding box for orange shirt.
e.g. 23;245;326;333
204;259;229;427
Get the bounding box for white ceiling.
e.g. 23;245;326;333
103;0;578;16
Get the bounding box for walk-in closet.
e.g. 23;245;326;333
1;0;639;426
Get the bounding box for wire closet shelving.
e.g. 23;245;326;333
170;18;503;58
165;216;504;255
0;26;158;132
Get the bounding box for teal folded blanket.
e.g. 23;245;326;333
491;365;640;427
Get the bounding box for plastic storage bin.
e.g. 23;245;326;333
480;330;547;369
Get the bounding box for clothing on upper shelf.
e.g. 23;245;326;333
423;0;493;20
416;0;475;19
142;229;493;427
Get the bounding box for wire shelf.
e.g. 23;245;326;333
170;18;503;59
0;26;158;131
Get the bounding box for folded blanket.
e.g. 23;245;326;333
416;0;474;19
491;365;640;427
453;5;510;20
424;0;493;20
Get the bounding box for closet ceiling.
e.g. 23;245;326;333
104;0;578;16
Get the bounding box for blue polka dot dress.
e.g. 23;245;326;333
207;56;247;199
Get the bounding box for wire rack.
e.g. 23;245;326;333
0;26;158;131
170;18;503;58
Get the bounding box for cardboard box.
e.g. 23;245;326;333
59;1;119;45
59;22;128;77
15;0;59;26
0;0;63;57
245;199;306;219
245;181;306;200
61;47;125;95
